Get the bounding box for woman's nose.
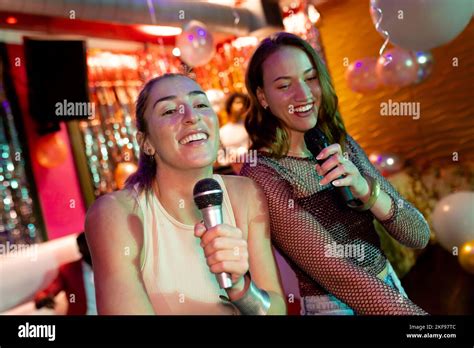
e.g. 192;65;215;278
182;104;201;124
293;81;312;101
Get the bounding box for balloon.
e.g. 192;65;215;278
368;152;404;176
459;240;474;274
432;191;474;251
345;57;380;93
370;0;473;51
35;132;68;168
412;51;434;83
376;47;418;87
176;20;215;67
114;162;138;190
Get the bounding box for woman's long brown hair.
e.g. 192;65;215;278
245;32;347;157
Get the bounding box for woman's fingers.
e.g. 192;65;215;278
205;247;248;267
320;163;348;185
316;143;342;161
195;223;249;282
318;153;344;176
199;224;242;248
194;222;207;238
209;259;249;277
203;237;247;257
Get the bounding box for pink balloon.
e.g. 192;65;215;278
376;48;418;87
345;57;380;93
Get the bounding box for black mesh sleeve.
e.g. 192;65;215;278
345;135;431;249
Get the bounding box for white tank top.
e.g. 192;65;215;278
134;174;238;315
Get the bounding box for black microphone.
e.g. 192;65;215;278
193;178;233;289
304;127;359;206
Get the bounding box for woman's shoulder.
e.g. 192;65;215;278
220;174;255;193
219;175;267;228
85;188;145;253
220;175;264;203
86;188;142;223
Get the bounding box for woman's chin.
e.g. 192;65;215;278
288;114;317;132
180;153;216;170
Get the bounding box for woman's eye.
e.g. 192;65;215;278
277;85;289;90
162;109;176;116
306;76;318;81
194;103;209;108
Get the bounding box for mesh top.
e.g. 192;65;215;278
240;134;430;315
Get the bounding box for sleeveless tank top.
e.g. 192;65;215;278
134;174;238;315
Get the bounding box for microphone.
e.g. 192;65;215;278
304;127;359;206
193;178;233;289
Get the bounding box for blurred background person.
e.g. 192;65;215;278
218;92;251;174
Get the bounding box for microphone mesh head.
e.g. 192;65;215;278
304;127;329;156
193;178;223;209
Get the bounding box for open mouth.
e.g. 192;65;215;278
178;131;209;145
293;103;315;117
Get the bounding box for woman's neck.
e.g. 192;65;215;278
154;165;213;225
287;130;310;156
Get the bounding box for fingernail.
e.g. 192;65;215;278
333;180;340;186
316;153;323;160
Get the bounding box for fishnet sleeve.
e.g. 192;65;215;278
241;163;427;315
345;135;431;249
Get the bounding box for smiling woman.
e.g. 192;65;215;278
240;32;430;315
84;73;286;315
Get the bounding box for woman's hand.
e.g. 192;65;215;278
315;143;370;200
194;222;249;295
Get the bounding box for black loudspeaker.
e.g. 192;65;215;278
24;39;90;135
261;0;284;28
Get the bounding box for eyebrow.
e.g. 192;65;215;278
272;67;316;83
152;90;207;110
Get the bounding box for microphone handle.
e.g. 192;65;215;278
201;206;233;289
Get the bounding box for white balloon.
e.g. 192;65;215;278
370;0;473;51
432;191;474;251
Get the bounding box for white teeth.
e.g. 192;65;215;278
179;132;208;145
294;104;313;113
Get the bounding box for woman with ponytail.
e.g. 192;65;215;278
85;73;285;315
